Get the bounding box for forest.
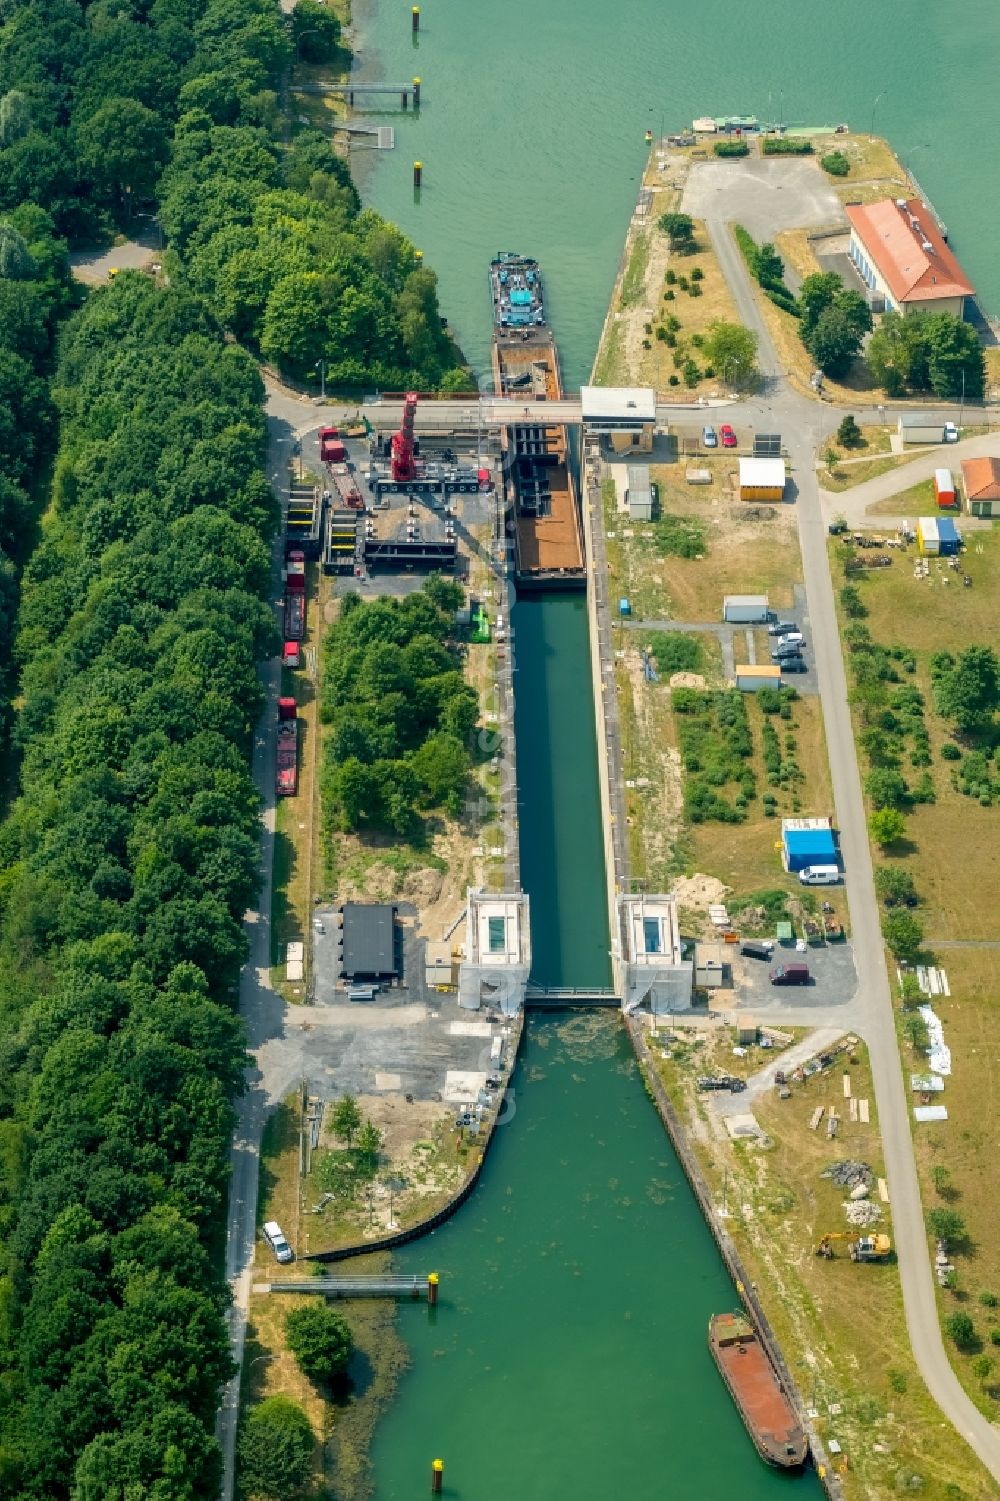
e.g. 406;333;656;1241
0;0;465;1490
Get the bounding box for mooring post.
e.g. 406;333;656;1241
413;160;422;189
427;1272;439;1306
348;89;354;107
431;1459;443;1494
413;76;421;108
402;88;408;109
412;5;420;31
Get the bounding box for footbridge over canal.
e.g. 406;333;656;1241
524;986;621;1008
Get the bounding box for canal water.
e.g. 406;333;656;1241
350;0;997;1493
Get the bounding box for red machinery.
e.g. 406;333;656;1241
276;697;298;797
390;392;419;482
320;427;347;464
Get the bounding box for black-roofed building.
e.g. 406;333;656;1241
341;902;399;980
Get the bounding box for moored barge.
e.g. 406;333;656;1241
489;253;585;591
708;1312;808;1469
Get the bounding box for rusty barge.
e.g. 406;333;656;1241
489;253;585;591
708;1312;808;1469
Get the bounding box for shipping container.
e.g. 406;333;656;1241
898;418;947;445
933;468;956;508
936;516;960;556
723;594;770;624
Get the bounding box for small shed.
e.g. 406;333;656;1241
734;1013;757;1046
736;663;781;692
723;593;770;624
781;817;836;873
738;457;786;501
625;465;653;521
936;515;960;556
425;940;455;988
917;516;939;556
961;456;1000;517
341;902;398;980
933;468;956;509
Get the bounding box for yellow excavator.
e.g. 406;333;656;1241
815;1231;892;1262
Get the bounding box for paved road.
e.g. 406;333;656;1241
68;227;161;284
216;407;295;1501
819;429;1000;525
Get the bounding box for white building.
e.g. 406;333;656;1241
845;198;975;318
619;894;693;1015
458;890;531;1014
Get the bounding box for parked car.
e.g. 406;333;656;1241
769;963;811;986
799;864;841;886
741;939;775;960
779;656;808;673
944;422;959;443
720;422;737;448
767;620;798;636
772;645;805;663
262;1220;294;1264
828;518;848;536
702;425;718;448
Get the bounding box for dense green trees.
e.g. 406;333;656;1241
285;1303;354;1385
321;580;477;838
238;1396;314;1499
866;309;985;399
798;271;872;378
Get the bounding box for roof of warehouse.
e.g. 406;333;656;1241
580;386;656;420
738;457;786;486
725;593;769;605
736;664;781;677
784;827;836;851
962;457;1000;501
845;197;975;303
936;516;959;540
341;902;398;977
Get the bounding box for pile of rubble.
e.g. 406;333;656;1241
845;1199;883;1228
821;1159;874;1192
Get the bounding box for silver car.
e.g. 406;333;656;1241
262;1220;294;1264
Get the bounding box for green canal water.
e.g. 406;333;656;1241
354;1;997;1493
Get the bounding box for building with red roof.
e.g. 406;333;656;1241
845;197;975;319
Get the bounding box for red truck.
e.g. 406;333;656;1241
276;697;298;797
320;426;348;465
283;640;301;669
284;551;306;640
329;462;364;510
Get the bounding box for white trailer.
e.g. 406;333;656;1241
723;593;770;624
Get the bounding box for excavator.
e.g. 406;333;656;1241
815;1231;892;1262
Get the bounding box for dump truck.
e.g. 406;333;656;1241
276;697;298;797
284;551;306;640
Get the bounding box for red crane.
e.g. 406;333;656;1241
390;391;419;482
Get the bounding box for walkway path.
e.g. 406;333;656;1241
819;430;1000;524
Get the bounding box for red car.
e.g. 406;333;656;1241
720;423;737;448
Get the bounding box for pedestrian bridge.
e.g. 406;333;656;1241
524;986;622;1009
255;1275;437;1300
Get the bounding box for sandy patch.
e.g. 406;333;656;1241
671;872;731;908
669;671;706;689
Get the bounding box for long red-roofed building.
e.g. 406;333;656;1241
845;197;975;319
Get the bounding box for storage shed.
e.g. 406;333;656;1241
933;468;956;509
341;902;398;980
917;516;940;556
962;457;1000;517
937;516;960;556
738;457;786;501
424;941;455;988
781;818;836;873
735;663;781;691
625;465;653;521
723;594;770;624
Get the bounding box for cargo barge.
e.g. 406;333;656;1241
708;1312;808;1469
489;253;585;591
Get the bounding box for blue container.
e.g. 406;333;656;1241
619;598;631;617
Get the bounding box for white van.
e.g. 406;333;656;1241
799;865;840;886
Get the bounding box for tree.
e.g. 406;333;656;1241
865;767;909;810
972;1355;994;1386
874;865;918;907
881;908;924;962
901;1008;929;1053
923;312;985;401
808;304;865;378
821;150;850;177
929;1207;967;1245
824;447;839;475
798;272;841;337
839;584;867;619
237;1396;313;1499
869;807;905;847
704;320;759;389
837;414;863;448
75;98;169;208
932;1164;952;1197
0;90;32;146
933;645;1000;735
944;1312;976;1350
332;1093;362;1148
657;212;695;254
356;1118;383;1167
291;0;342;62
285;1303;353;1385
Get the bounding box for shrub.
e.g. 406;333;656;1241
881;909;924;962
285;1303;354;1385
821;150;851;177
668;374;679;386
941;741;962;761
928;1207;967;1245
690;266;704;282
645;632;702;674
664;289;675;301
990;1329;1000;1347
944;1312;976;1350
651;514;706;559
714;140;750;158
655;326;668;342
689;282;703;297
979;1291;999;1309
763;136;813;155
665;268;677;285
840;584;868;619
869;807;905;847
874;866;918;908
683;360;700;387
239;1396;314;1500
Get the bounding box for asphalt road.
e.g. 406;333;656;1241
705;222;1000;1480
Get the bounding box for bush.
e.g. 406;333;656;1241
239;1396;314;1500
979;1291;999;1309
668;374;679;386
714;140;749;158
941;741;962;760
881;908;924;962
645;632;702;674
651;514;706;559
874;866;919;908
821;150;851;177
683;360;701;387
665;268;677;285
285;1303;354;1385
690;266;704;282
944;1312;976;1350
870;807;906;847
990;1329;1000;1347
928;1207;967;1245
840;584;868;619
763;136;813;155
655;326;668;342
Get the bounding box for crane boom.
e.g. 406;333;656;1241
391;391;419;482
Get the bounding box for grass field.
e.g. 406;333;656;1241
655;1032;999;1499
867;478;954;517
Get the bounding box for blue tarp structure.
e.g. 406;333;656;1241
783;825;836;872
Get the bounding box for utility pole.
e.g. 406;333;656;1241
315;359;326;401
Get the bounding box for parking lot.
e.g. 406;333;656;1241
729;932;859;1020
681;157;847;242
